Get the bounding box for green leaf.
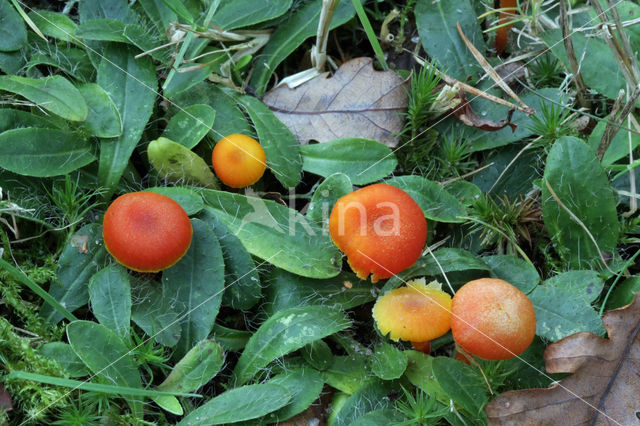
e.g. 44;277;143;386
67;321;143;417
0;128;95;177
40;342;90;378
263;268;373;316
177;383;291;425
26;45;96;83
160;0;194;24
444;180;482;207
483;254;539;294
211;324;251;351
542;136;619;269
307;173;352;225
27;10;78;42
157;340;224;393
162;104;215;149
385;175;467;223
153;395;183;416
130;277;182;347
97;44;156;195
323;354;371;394
139;0;177;32
542;29;625;101
88;265;131;339
403;351;447;403
432;357;489;418
529;270;606;341
606;277;640;310
76;18;130;42
168;83;253;140
0;108;66;132
0;0;27;51
0;75;88;121
369;342;407;380
232;306;350;385
351;409;406;425
162;219;224;358
472;145;539;197
78;83;123;138
211;0;292;30
146;186;204;216
300;339;333;371
147;137;219;188
262;368;324;423
300;138;397;185
201;190;341;278
383;248;490;292
4;371;198;398
588;120;640;166
330;379;396;426
415;0;485;81
42;224;109;324
199;209;261;310
250;0;357;95
467;88;567;152
78;0;137;23
234;94;302;188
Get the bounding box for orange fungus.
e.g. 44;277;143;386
102;191;193;272
328;183;427;282
451;278;536;360
211;134;266;188
372;278;452;342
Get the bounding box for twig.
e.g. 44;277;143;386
456;22;534;114
560;0;591;109
414;56;533;115
591;0;639;86
598;83;640;160
607;0;640;80
597;88;625;160
440;162;495;186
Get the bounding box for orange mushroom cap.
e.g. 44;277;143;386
211;134;266;188
451;278;536;360
372;278;452;342
328;183;427;282
102;191;193;272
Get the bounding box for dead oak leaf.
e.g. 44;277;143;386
262;57;408;147
485;293;640;425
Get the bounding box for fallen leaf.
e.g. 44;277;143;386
262;57;408;147
451;90;516;132
0;384;12;412
485;293;640;425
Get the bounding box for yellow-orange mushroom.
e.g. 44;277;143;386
373;278;452;342
328;184;426;282
102;192;192;272
211;134;266;188
451;278;536;360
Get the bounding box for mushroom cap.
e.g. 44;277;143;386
373;278;452;342
451;278;536;360
102;191;193;272
211;134;266;188
328;184;427;282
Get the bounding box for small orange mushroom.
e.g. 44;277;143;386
328;183;427;282
495;0;518;55
211;134;266;188
102;191;193;272
451;278;536;360
372;278;452;343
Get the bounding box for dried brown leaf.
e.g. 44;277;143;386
0;384;12;412
262;57;408;147
451;90;516;132
485;293;640;425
